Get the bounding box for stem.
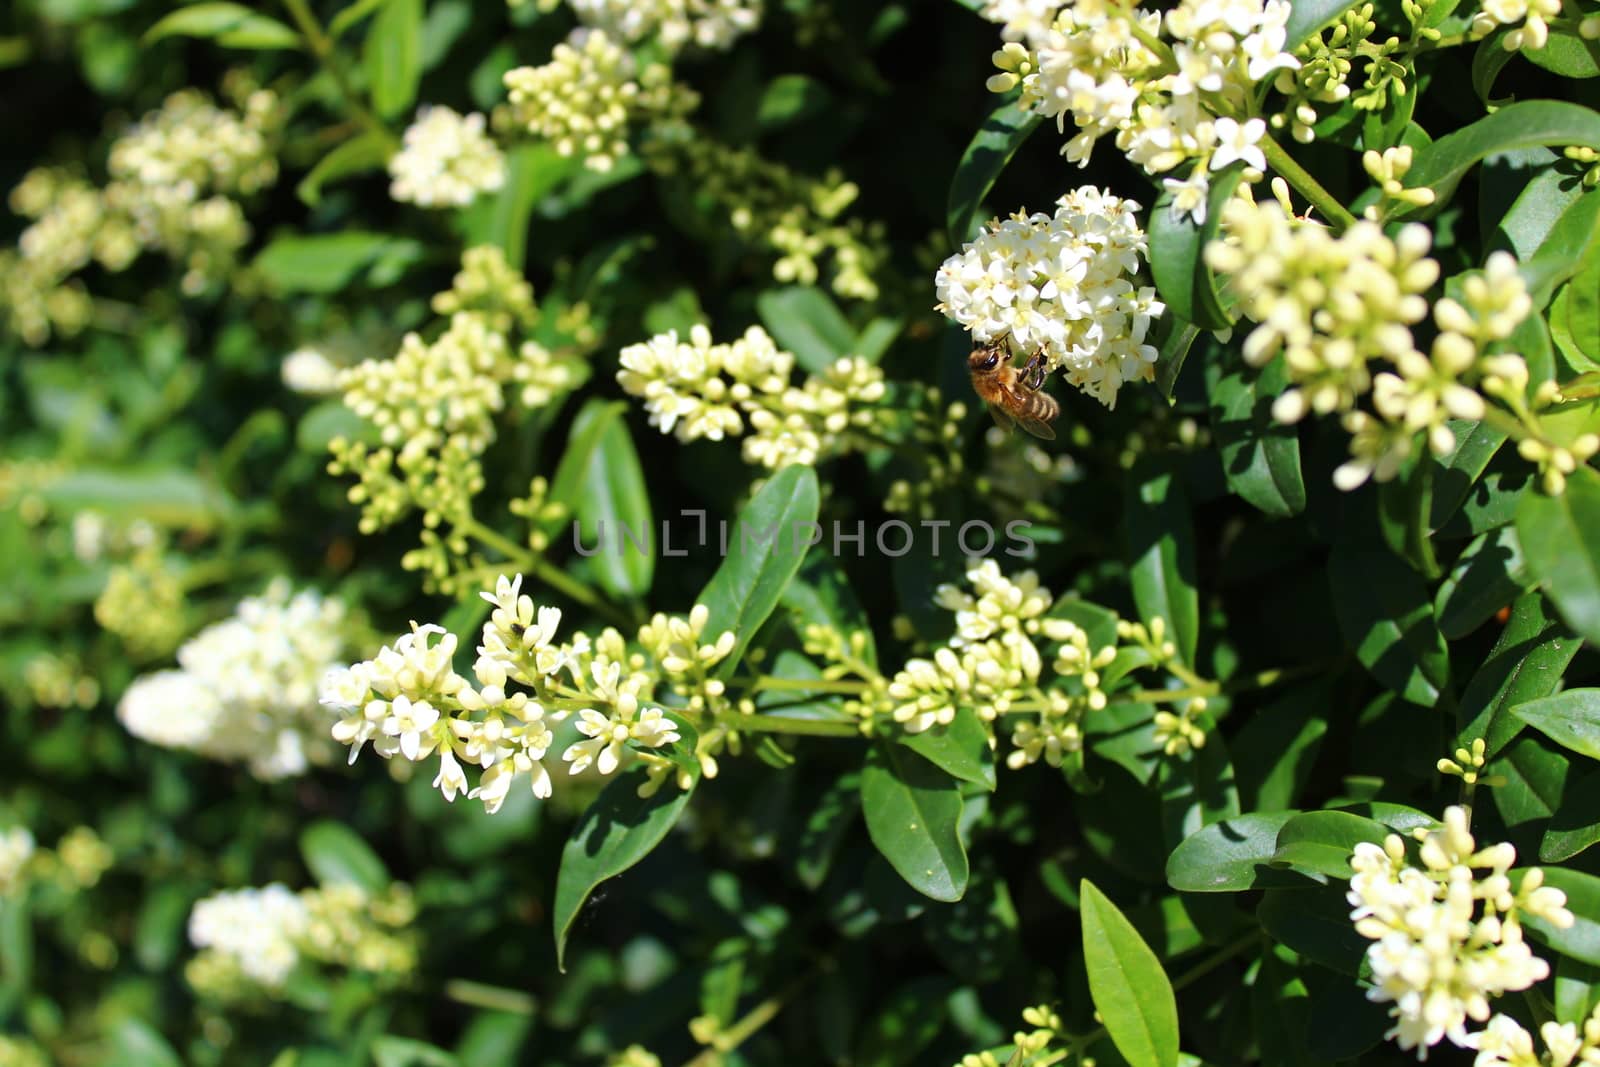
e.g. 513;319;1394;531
1261;135;1359;232
278;0;397;151
457;517;634;630
748;675;870;695
737;714;860;738
681;969;817;1067
443;979;536;1015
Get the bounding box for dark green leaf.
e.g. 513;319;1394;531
1207;353;1306;517
1435;524;1530;639
1403;101;1600;213
1456;591;1580;756
946;94;1041;247
1257;887;1368;976
1271;810;1387;879
861;744;968;902
299;820;389;893
563;399;653;599
1329;543;1451;704
1126;462;1200;667
1518;464;1600;644
698;465;821;677
1232;682;1329;812
1429;419;1509;534
1149;164;1244;330
372;1037;459;1067
897;707;996;791
365;0;423;120
794;772;860;891
1154;314;1202;402
552;765;698;970
1492;735;1571;825
1556;957;1600;1024
1166;811;1302;892
1525;30;1600;78
1542;770;1600;862
854;976;957;1067
1080;879;1180;1067
253;232;417;293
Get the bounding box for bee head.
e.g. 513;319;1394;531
969;343;1003;372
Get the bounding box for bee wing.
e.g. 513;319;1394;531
987;403;1018;434
1014;415;1056;441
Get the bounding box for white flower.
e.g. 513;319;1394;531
0;828;35;895
562;662;680;775
381;695;441;761
567;0;762;51
281;347;342;394
118;669;225;750
934;187;1164;408
1209;117;1266;172
388;106;506;209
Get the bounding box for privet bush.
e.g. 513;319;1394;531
2;0;1599;1064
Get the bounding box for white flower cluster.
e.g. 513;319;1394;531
502;29;697;172
568;0;762;51
320;575;696;813
934;187;1164;407
1468;1007;1600;1067
388;106;507;209
888;560;1108;773
0;828;34;895
186;881;417;999
617;324;888;467
281;347;343;395
981;0;1064;46
116;582;352;780
189;884;309;987
995;0;1298;217
1348;806;1574;1056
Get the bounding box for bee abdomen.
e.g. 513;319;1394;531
1020;392;1059;421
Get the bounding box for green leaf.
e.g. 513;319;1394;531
1270;810;1387;879
1525;30;1600;78
1542;770;1600;862
861;743;969;902
1473;30;1517;104
552;766;698;970
1378;457;1441;578
1492;735;1571;825
1517;188;1600;303
253;232;416;293
1403;101;1600;212
37;467;236;531
144;3;300;49
1257;887;1369;976
1557;957;1600;1025
372;1036;459;1067
1207;352;1306;517
1232;682;1330;812
1435;524;1530;639
1329;543;1451;705
1154;314;1202;401
1080;879;1180;1067
1166;811;1302;892
1285;0;1365;48
1455;591;1579;756
459;144;575;270
1522;868;1600;967
1490;153;1587;260
299;821;389;893
1514;689;1600;760
1253;948;1316;1067
106;1019;183;1067
296;131;390;207
1429;419;1509;533
1518;464;1600;644
945;94;1041;247
794;771;860;891
564;400;654;599
1126;462;1200;667
1563;239;1600;369
697;465;821;677
854;976;957;1067
330;0;392;39
365;0;423;120
1149;164;1244;330
757;73;829;129
897;707;996;791
756;287;856;374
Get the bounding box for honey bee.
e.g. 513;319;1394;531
967;341;1059;440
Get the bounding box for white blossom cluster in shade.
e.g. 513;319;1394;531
501;29;697;173
567;0;762;51
934;187;1165;408
1347;806;1574;1057
281;347;343;395
0;828;34;895
617;324;888;467
116;582;353;780
320;575;707;813
1472;0;1563;51
994;0;1299;220
388;106;507;209
188;884;309;987
1466;1006;1600;1067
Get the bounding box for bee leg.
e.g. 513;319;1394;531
1021;351;1048;392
